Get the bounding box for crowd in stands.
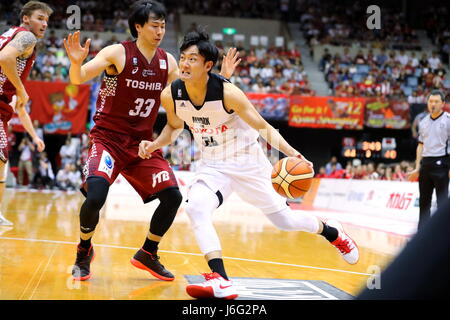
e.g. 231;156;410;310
315;156;416;181
225;44;314;95
9;130;87;191
0;0;178;31
423;4;450;67
320;47;449;100
299;1;420;51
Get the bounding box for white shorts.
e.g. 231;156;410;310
189;144;288;214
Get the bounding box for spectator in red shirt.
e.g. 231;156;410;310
315;166;327;178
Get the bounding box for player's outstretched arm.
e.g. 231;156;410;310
64;31;123;84
224;83;312;166
138;86;185;159
0;31;37;109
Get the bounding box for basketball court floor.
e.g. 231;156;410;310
0;187;410;300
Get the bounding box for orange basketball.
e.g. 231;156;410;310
271;157;314;199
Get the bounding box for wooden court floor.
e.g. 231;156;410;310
0;188;409;300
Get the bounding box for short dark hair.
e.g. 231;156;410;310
20;1;53;21
427;90;446;102
180;28;219;73
128;0;166;38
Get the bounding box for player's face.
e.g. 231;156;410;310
22;9;49;39
136;15;165;47
427;95;444;115
179;45;213;83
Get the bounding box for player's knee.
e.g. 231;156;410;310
157;187;183;215
158;187;182;206
84;177;110;211
185;198;210;228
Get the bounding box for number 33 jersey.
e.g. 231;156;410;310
171;73;259;162
93;41;168;140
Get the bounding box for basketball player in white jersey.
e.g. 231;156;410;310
139;30;359;299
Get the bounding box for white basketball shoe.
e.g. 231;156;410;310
186;272;238;299
327;220;359;265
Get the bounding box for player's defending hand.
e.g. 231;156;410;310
33;136;45;152
220;47;241;79
138;140;157;159
63;31;91;65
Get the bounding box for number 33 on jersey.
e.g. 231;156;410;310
93;41;168;140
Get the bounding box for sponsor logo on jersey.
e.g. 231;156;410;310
142;69;155;77
189;124;229;135
132;67;139;74
178;101;186;108
125;79;162;90
152;170;170;188
98;150;115;178
132;57;138;66
192;116;210;126
159;59;167;69
178;89;182;98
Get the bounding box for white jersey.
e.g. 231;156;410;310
171;73;259;162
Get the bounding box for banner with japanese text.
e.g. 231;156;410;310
246;92;290;120
288;96;365;129
10;81;90;134
365;97;411;129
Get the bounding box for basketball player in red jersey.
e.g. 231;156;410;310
0;1;50;226
64;0;239;281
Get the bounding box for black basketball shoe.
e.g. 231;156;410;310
130;248;174;281
72;245;95;281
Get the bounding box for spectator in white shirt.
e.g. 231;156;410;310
68;164;82;190
410;52;419;68
395;50;409;66
56;163;78;190
59;137;77;168
428;52;441;70
90;33;104;52
17;137;35;187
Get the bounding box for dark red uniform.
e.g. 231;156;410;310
0;26;36;162
83;41;177;202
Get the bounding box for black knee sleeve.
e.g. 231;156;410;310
149;187;183;237
79;176;110;233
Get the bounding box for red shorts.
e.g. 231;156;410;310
81;126;178;203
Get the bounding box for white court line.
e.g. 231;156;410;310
301;281;338;300
0;236;372;277
28;244;58;300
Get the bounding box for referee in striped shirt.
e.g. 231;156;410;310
408;90;450;230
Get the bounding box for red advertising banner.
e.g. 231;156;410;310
365;97;410;129
288;96;365;129
10;81;90;134
245;92;289;120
